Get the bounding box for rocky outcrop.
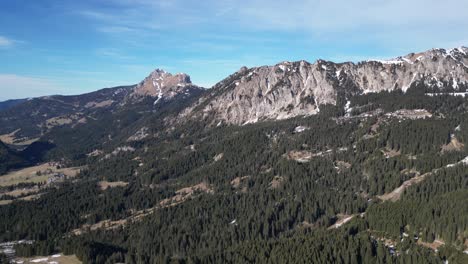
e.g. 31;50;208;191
132;69;203;104
182;47;468;125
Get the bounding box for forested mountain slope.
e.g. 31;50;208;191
0;140;25;175
0;86;133;145
0;48;468;264
0;70;205;164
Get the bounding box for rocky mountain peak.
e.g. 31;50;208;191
132;69;202;105
237;66;249;74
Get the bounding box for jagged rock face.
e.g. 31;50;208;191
132;69;204;105
184;47;468;125
193;61;327;124
348;47;468;93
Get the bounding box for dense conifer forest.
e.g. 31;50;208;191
0;85;468;263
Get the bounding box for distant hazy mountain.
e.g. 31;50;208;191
0;98;28;111
0;86;134;142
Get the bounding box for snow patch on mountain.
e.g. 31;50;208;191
180;46;468;125
133;69;199;100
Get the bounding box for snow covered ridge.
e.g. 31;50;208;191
367;46;468;66
367;59;405;65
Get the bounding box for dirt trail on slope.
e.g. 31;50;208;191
71;182;214;235
417;239;445;251
377;172;429;202
328;214;355;229
378;156;468;202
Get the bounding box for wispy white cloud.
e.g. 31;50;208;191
78;0;468;52
0;36;14;48
229;0;468;51
120;64;174;73
97;26;138;34
79;10;115;21
0;74;65;100
78;8;164;34
95;48;134;60
232;0;468;31
3;0;465;98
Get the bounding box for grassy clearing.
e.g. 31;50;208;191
18;254;81;264
0;199;12;205
2;186;40;197
0;163;82;187
97;181;129;190
0;129;39;146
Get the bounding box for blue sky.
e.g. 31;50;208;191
1;0;467;100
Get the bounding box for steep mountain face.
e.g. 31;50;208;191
131;69;204;104
183;47;468;125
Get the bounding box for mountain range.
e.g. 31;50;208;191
0;47;468;263
1;47;467;142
